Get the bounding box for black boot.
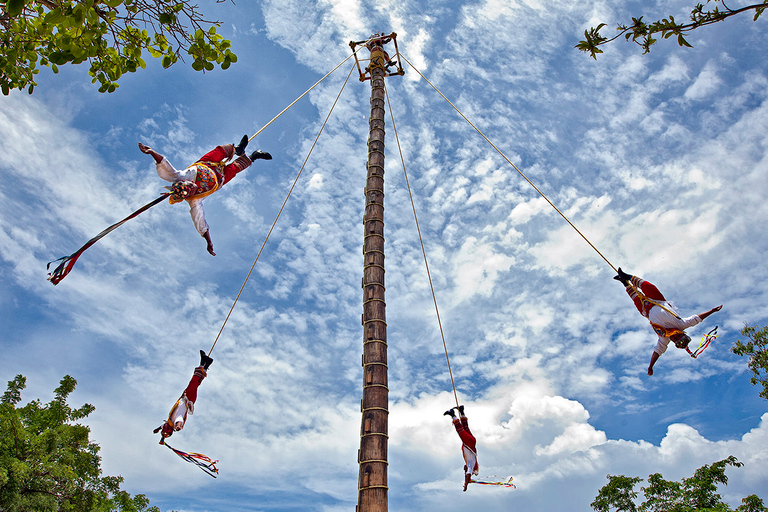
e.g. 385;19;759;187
199;349;214;369
443;408;456;418
249;150;272;161
235;135;249;156
613;267;632;286
457;405;465;416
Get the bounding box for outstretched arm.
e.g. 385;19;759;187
188;199;213;255
202;230;216;256
138;142;164;164
698;305;723;321
647;351;660;376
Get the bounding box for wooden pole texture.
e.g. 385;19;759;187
357;37;391;512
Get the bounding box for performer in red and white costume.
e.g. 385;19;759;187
154;350;214;443
444;405;479;492
139;136;271;256
614;268;722;376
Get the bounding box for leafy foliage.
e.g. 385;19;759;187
0;0;238;95
591;456;767;512
576;0;768;59
732;325;768;400
591;475;642;512
0;374;165;512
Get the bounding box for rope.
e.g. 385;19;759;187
247;48;362;143
383;80;460;411
206;62;356;357
400;54;617;274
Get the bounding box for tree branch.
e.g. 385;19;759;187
577;1;768;58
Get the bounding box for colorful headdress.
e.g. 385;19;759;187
169;180;198;204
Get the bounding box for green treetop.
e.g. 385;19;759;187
0;374;167;512
591;456;767;512
0;0;238;95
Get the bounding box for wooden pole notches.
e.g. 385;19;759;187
356;32;401;512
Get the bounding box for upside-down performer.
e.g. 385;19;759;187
46;136;272;285
614;268;722;376
154;350;214;443
139;136;272;256
444;405;479;492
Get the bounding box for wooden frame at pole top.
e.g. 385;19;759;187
350;32;405;82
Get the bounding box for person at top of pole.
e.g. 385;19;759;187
366;32;392;49
614;268;722;376
138;136;272;256
153;350;214;444
444;405;479;492
365;33;396;71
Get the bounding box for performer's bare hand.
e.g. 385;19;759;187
203;231;216;256
699;304;723;321
138;142;163;163
647;351;659;376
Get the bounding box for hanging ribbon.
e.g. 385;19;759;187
470;476;516;488
686;326;718;359
47;193;170;285
163;441;219;478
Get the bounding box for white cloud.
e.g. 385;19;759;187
685;60;723;100
451;236;515;300
508;196;550;225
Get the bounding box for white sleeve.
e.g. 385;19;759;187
156;157;181;182
654;336;670;355
188;198;209;236
677;314;702;330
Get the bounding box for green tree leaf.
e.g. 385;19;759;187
5;0;26;17
43;7;66;25
1;0;238;95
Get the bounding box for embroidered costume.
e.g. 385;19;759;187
139;137;272;255
154;350;214;443
156;144;253;236
614;267;722;375
623;275;702;356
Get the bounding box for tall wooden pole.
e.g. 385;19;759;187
356;34;396;512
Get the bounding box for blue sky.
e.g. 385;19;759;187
2;0;768;511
